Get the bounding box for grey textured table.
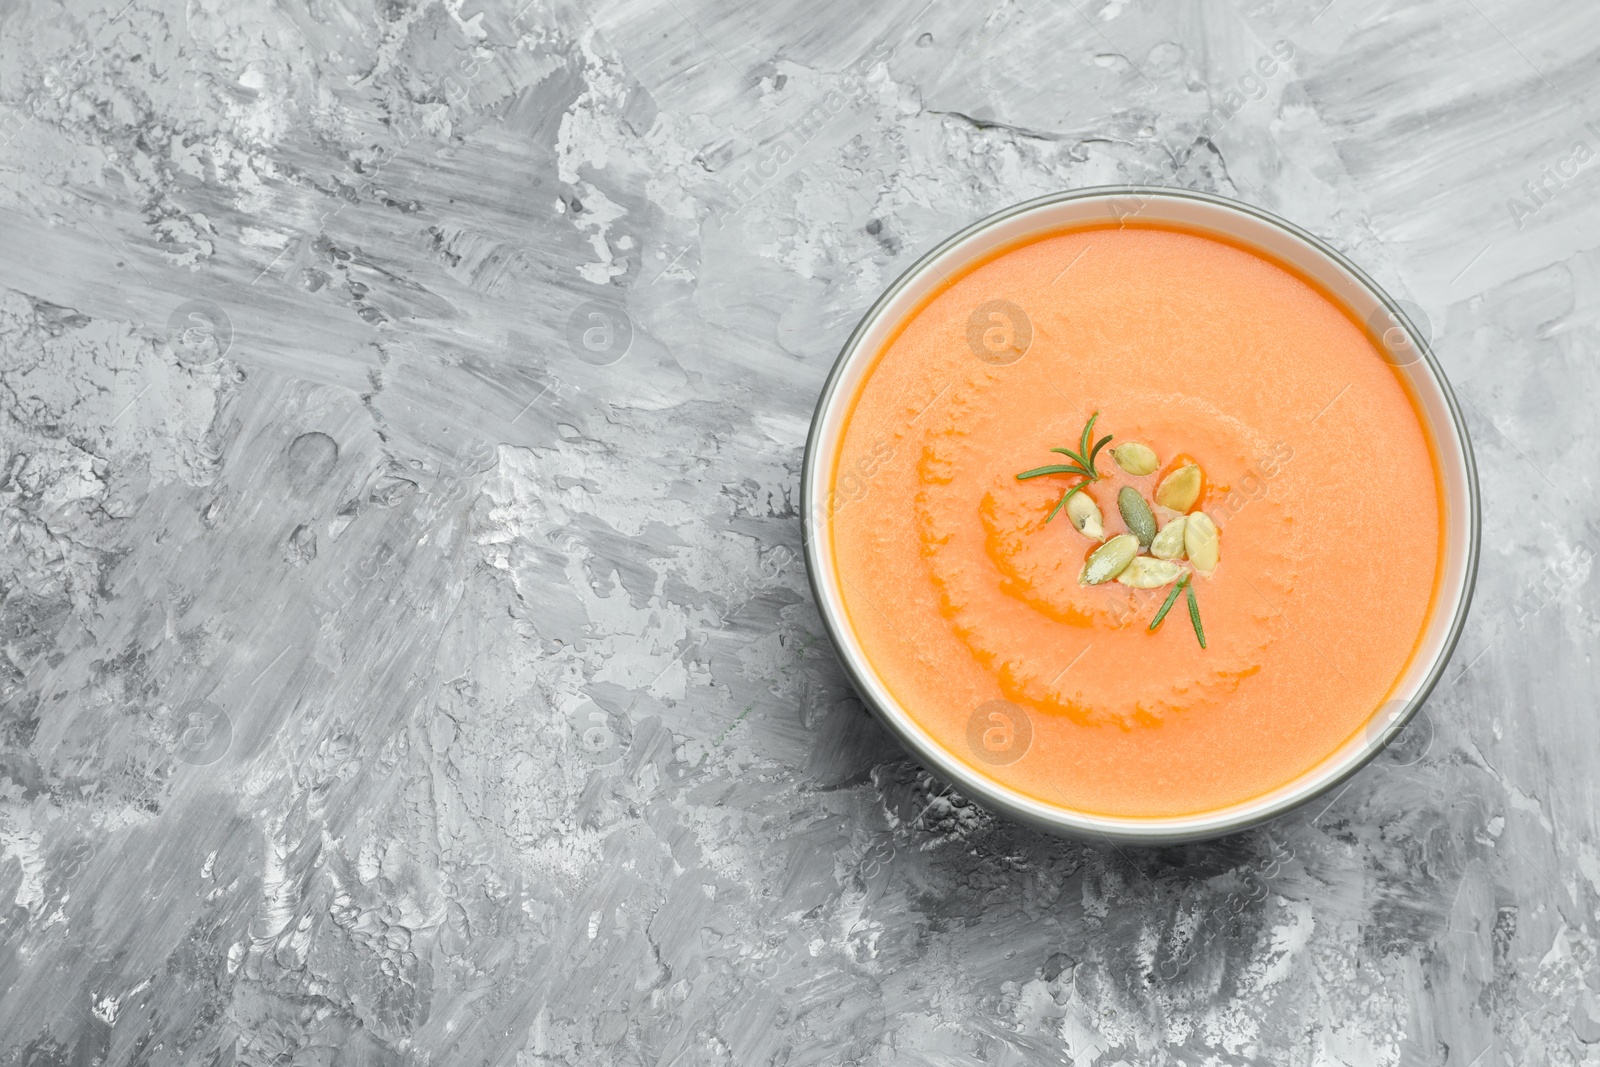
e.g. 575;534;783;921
0;1;1595;1064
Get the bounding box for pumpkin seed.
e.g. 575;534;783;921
1117;557;1185;589
1080;533;1138;585
1185;511;1219;573
1066;491;1104;540
1151;517;1188;560
1117;487;1157;549
1112;442;1159;476
1155;463;1203;511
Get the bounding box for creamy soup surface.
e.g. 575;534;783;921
830;224;1442;818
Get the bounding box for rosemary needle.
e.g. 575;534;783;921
1148;575;1189;631
1044;481;1089;523
1186;581;1207;649
1018;463;1092;481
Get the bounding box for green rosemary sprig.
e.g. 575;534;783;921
1186;581;1207;649
1148;575;1189;631
1016;411;1113;522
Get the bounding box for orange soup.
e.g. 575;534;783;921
830;224;1442;818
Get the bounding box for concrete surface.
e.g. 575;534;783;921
0;0;1596;1063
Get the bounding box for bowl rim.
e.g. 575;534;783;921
800;184;1481;844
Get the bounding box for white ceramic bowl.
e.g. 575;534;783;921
802;186;1480;844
